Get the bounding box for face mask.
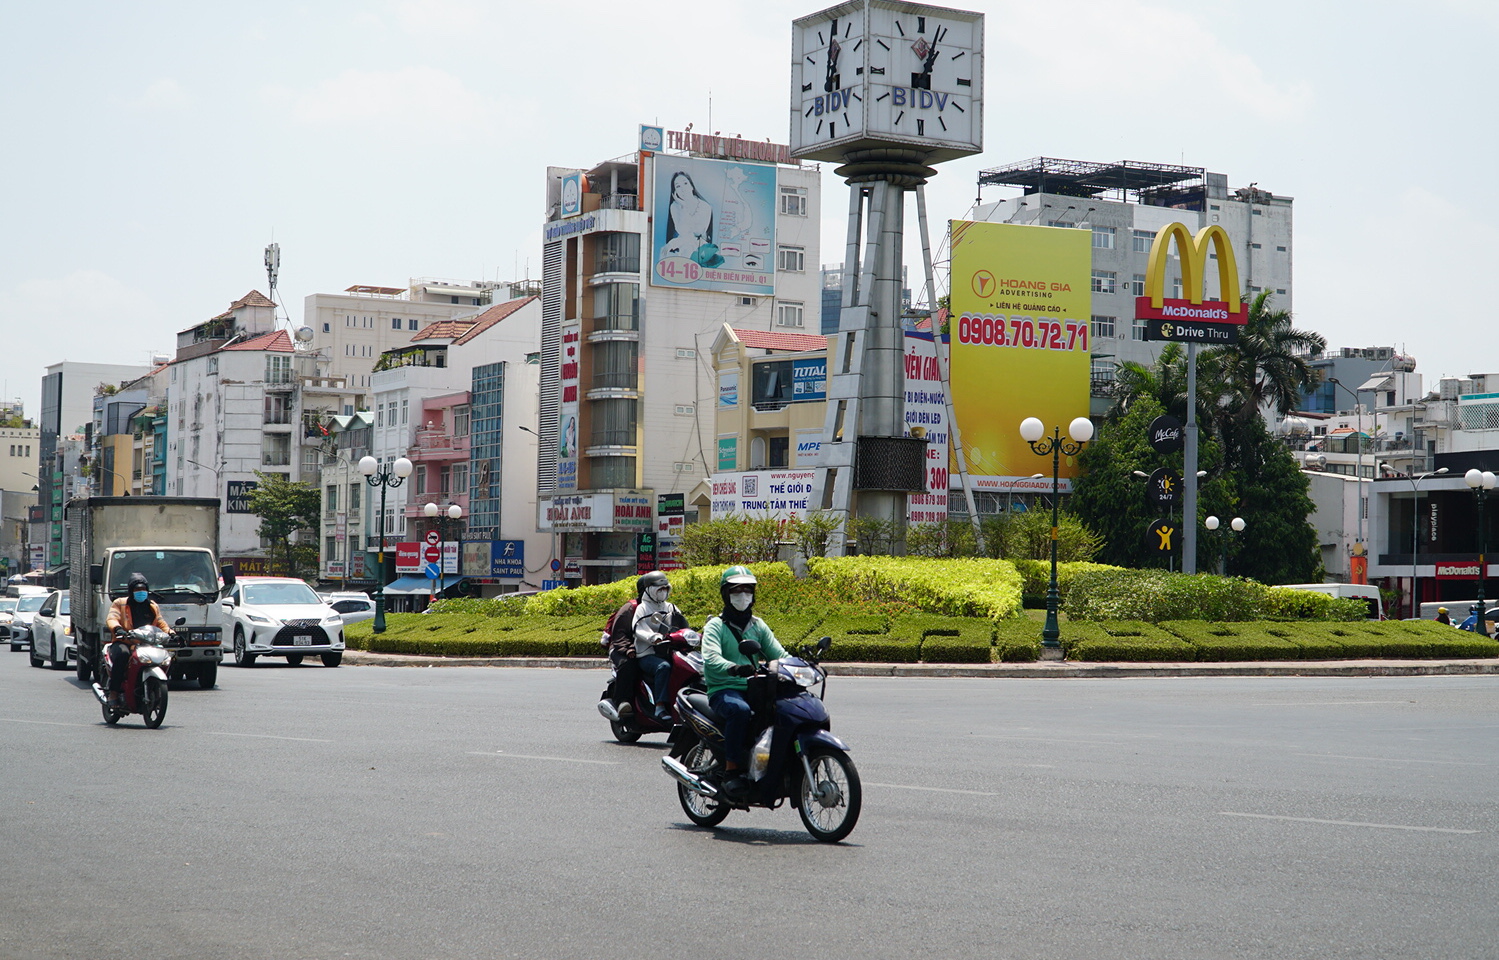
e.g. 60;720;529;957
729;592;753;611
132;590;148;603
647;586;670;604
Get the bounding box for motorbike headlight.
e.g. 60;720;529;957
781;662;822;687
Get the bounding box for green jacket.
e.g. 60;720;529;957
702;614;787;697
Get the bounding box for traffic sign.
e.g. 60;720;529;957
424;544;441;563
425;530;441;546
425;562;441;579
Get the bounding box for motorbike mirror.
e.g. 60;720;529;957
817;636;831;653
738;638;762;658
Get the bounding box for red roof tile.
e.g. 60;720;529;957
222;330;293;352
231;290;277;309
408;296;538;345
732;328;828;353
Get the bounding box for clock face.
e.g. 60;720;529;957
791;5;867;154
864;3;981;149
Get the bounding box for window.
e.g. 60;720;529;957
326;484;338;514
777;302;805;327
452;405;470;437
1092;226;1116;249
752;360;794;407
595;232;641;274
1173;278;1183;299
323;323;330;333
400;399;408;425
593;282;639;331
207;357;218;375
1250;242;1262;249
590;398;637;446
392;318;402;330
778;245;806;272
349;483;361;513
1090;359;1115;384
779;187;807;216
1131;274;1146;296
451;463;468;498
589;456;635;488
376;403;384;428
264;395;292;424
266;355;291;384
1253;208;1263;215
414;466;426;495
1091;315;1117;339
592;341;638;389
439;465;451;493
409;319;418;330
1132;230;1155;253
769;436;790;468
1277;245;1287;252
1132;317;1147;341
1091;271;1117;295
1276;288;1287;295
262;434;291;466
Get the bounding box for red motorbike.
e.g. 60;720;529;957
598;627;703;743
91;625;172;728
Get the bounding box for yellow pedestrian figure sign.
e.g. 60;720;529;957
1148;519;1177;554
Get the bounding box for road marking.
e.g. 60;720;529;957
1220;812;1479;834
868;782;999;796
0;717;95;728
1293;752;1485;766
207;732;334;743
1249;701;1413;706
467;751;621;766
970;735;1127;746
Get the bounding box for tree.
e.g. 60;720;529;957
1217;417;1323;584
246;471;322;579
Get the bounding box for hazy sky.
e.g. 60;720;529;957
3;0;1494;416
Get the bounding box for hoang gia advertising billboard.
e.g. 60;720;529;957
949;221;1091;487
651;155;776;295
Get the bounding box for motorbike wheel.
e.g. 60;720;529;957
142;677;168;729
234;629;257;667
796;746;862;844
677;742;730;828
610;719;642;744
197;663;217;690
101;700;120;726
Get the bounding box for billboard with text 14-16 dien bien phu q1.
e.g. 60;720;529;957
650;154;776;296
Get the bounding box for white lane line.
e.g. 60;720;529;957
1293;752;1486;766
1249;701;1413;707
1220;812;1479;834
868;782;1000;797
0;717;95;728
467;751;621;766
970;735;1127;746
207;732;334;743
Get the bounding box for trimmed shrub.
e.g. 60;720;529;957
807;556;1024;620
1159;621;1304;661
991;620;1043;662
1066;620;1196;662
1012;560;1125;607
1068;570;1265;623
819;633;922;663
1261;588;1367;622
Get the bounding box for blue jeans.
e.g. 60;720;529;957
637;654;671;713
709;689;753;767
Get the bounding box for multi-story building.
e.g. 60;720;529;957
318;411;373;588
38;360;151;569
305;279;537;394
0;422;40;496
972;157;1294;413
537;132;821;584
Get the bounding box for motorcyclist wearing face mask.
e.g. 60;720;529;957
701;566;786;799
632;571;689;725
103;572;171;708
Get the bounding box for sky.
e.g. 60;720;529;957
2;0;1495;418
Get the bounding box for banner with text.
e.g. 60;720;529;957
650;154;776;295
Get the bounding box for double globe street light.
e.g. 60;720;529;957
424;501;464;599
1020;416;1095;655
359;455;413;633
1203;515;1246;576
1465;468;1496;637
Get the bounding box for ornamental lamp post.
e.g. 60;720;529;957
359;455;413;633
1020;416;1094;656
1465;468;1496;637
423;501;463;600
1203;515;1246;576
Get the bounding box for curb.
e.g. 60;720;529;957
340;650;1499;678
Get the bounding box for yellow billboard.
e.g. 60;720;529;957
949;220;1092;487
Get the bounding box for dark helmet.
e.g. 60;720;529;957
128;572;150;592
1472;604;1481;614
637;570;670;597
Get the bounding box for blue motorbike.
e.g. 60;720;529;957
661;636;862;843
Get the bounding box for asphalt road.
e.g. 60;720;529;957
2;651;1496;960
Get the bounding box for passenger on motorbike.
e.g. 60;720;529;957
104;573;171;708
632;571;689;725
700;566;786;800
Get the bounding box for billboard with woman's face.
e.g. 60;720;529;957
650;155;776;296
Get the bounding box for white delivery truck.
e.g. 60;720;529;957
67;497;235;689
1280;583;1383;620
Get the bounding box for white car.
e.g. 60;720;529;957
0;598;18;650
323;593;376;626
222;577;346;667
28;590;72;670
7;593;50;653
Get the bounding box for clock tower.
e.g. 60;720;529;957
790;1;985;554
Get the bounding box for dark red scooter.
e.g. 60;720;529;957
598;627;703;743
91;625;172;728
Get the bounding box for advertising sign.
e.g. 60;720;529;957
651;154;776;295
949;221;1092;485
325;561;345;577
792;357;827;402
395;541;421;573
226;480;257;514
560;172;582;218
465;540;526;579
717;437;738;471
1147;468;1180;509
1147;519;1178;555
1148;415;1184;454
636;532;657;575
656;493;685;540
708;470;816;520
540;494;612;531
442;541;459;575
718;370;739;408
904;331;948;525
350;552;366;579
639;124;665;153
794;428;823;467
1135;223;1247;342
556;323;581;491
613;493;653;531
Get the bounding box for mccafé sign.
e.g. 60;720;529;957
1136;223;1247;343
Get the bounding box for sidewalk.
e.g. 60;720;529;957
341;649;1499;678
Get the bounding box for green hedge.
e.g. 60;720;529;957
1065;569;1368;623
1064;620;1196;662
1011;560;1125;607
807;556;1024;620
990;620;1043;662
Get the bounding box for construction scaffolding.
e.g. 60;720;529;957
978;157;1210;209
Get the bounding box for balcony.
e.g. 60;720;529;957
405;491;469;518
598;193;638;211
409;429;469;460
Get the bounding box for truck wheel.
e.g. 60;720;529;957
197;663;217;689
76;650;92;683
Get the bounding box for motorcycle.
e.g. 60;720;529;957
597;623;704;743
661;635;862;844
91;625;172;728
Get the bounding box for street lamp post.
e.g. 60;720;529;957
1465;468;1495;637
1003;473;1045;515
1404;468;1448;618
1019;416;1094;654
423;501;463;600
1203;515;1246;576
359;455;413;633
1327;378;1367;571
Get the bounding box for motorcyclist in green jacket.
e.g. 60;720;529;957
700;566;786;799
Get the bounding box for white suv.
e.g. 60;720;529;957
222;577;346;667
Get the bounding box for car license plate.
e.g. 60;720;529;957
293;635;313;646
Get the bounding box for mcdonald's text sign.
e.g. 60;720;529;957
1134;222;1248;337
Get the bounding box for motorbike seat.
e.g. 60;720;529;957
682;691;719;723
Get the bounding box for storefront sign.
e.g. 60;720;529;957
226;480;257;514
1436;562;1483;579
708;470;816;519
395;542;421;573
792;357;827;402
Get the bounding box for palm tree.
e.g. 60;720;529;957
1106;341;1226;435
1207;290;1326;425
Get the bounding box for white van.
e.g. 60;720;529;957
1280;583;1383;620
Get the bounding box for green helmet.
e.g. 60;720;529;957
720;565;757;588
